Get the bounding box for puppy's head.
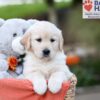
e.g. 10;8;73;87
21;21;63;61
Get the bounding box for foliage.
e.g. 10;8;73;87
0;2;72;19
70;57;100;87
0;4;47;19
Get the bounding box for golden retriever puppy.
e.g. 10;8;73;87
13;21;73;95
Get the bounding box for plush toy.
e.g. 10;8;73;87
0;54;12;78
7;56;18;71
0;18;38;78
0;18;5;27
0;65;12;79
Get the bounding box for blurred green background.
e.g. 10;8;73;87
0;0;100;87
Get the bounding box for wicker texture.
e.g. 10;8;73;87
64;75;77;100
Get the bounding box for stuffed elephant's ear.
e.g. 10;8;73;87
27;19;39;25
0;18;5;27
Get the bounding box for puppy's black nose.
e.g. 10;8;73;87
43;49;50;56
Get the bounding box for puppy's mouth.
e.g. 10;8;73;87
34;49;52;61
41;49;51;61
41;56;51;62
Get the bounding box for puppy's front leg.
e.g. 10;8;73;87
25;72;47;95
48;72;66;94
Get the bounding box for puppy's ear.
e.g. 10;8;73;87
59;31;64;51
20;32;31;51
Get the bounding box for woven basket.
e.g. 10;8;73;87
64;75;77;100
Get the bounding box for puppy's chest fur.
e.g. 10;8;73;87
23;52;67;79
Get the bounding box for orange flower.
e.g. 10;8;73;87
7;56;18;71
66;55;80;65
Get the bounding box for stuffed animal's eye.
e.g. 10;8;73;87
13;33;17;37
23;29;26;34
36;38;42;42
50;38;55;42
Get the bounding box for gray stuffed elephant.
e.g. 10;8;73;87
0;18;38;78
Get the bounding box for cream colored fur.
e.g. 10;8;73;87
13;21;73;95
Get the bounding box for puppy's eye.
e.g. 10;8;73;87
36;38;42;42
50;38;55;42
13;33;17;37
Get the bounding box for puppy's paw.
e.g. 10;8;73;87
0;59;8;71
12;37;25;54
48;78;62;94
33;79;47;95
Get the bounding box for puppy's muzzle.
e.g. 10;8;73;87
43;49;50;57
